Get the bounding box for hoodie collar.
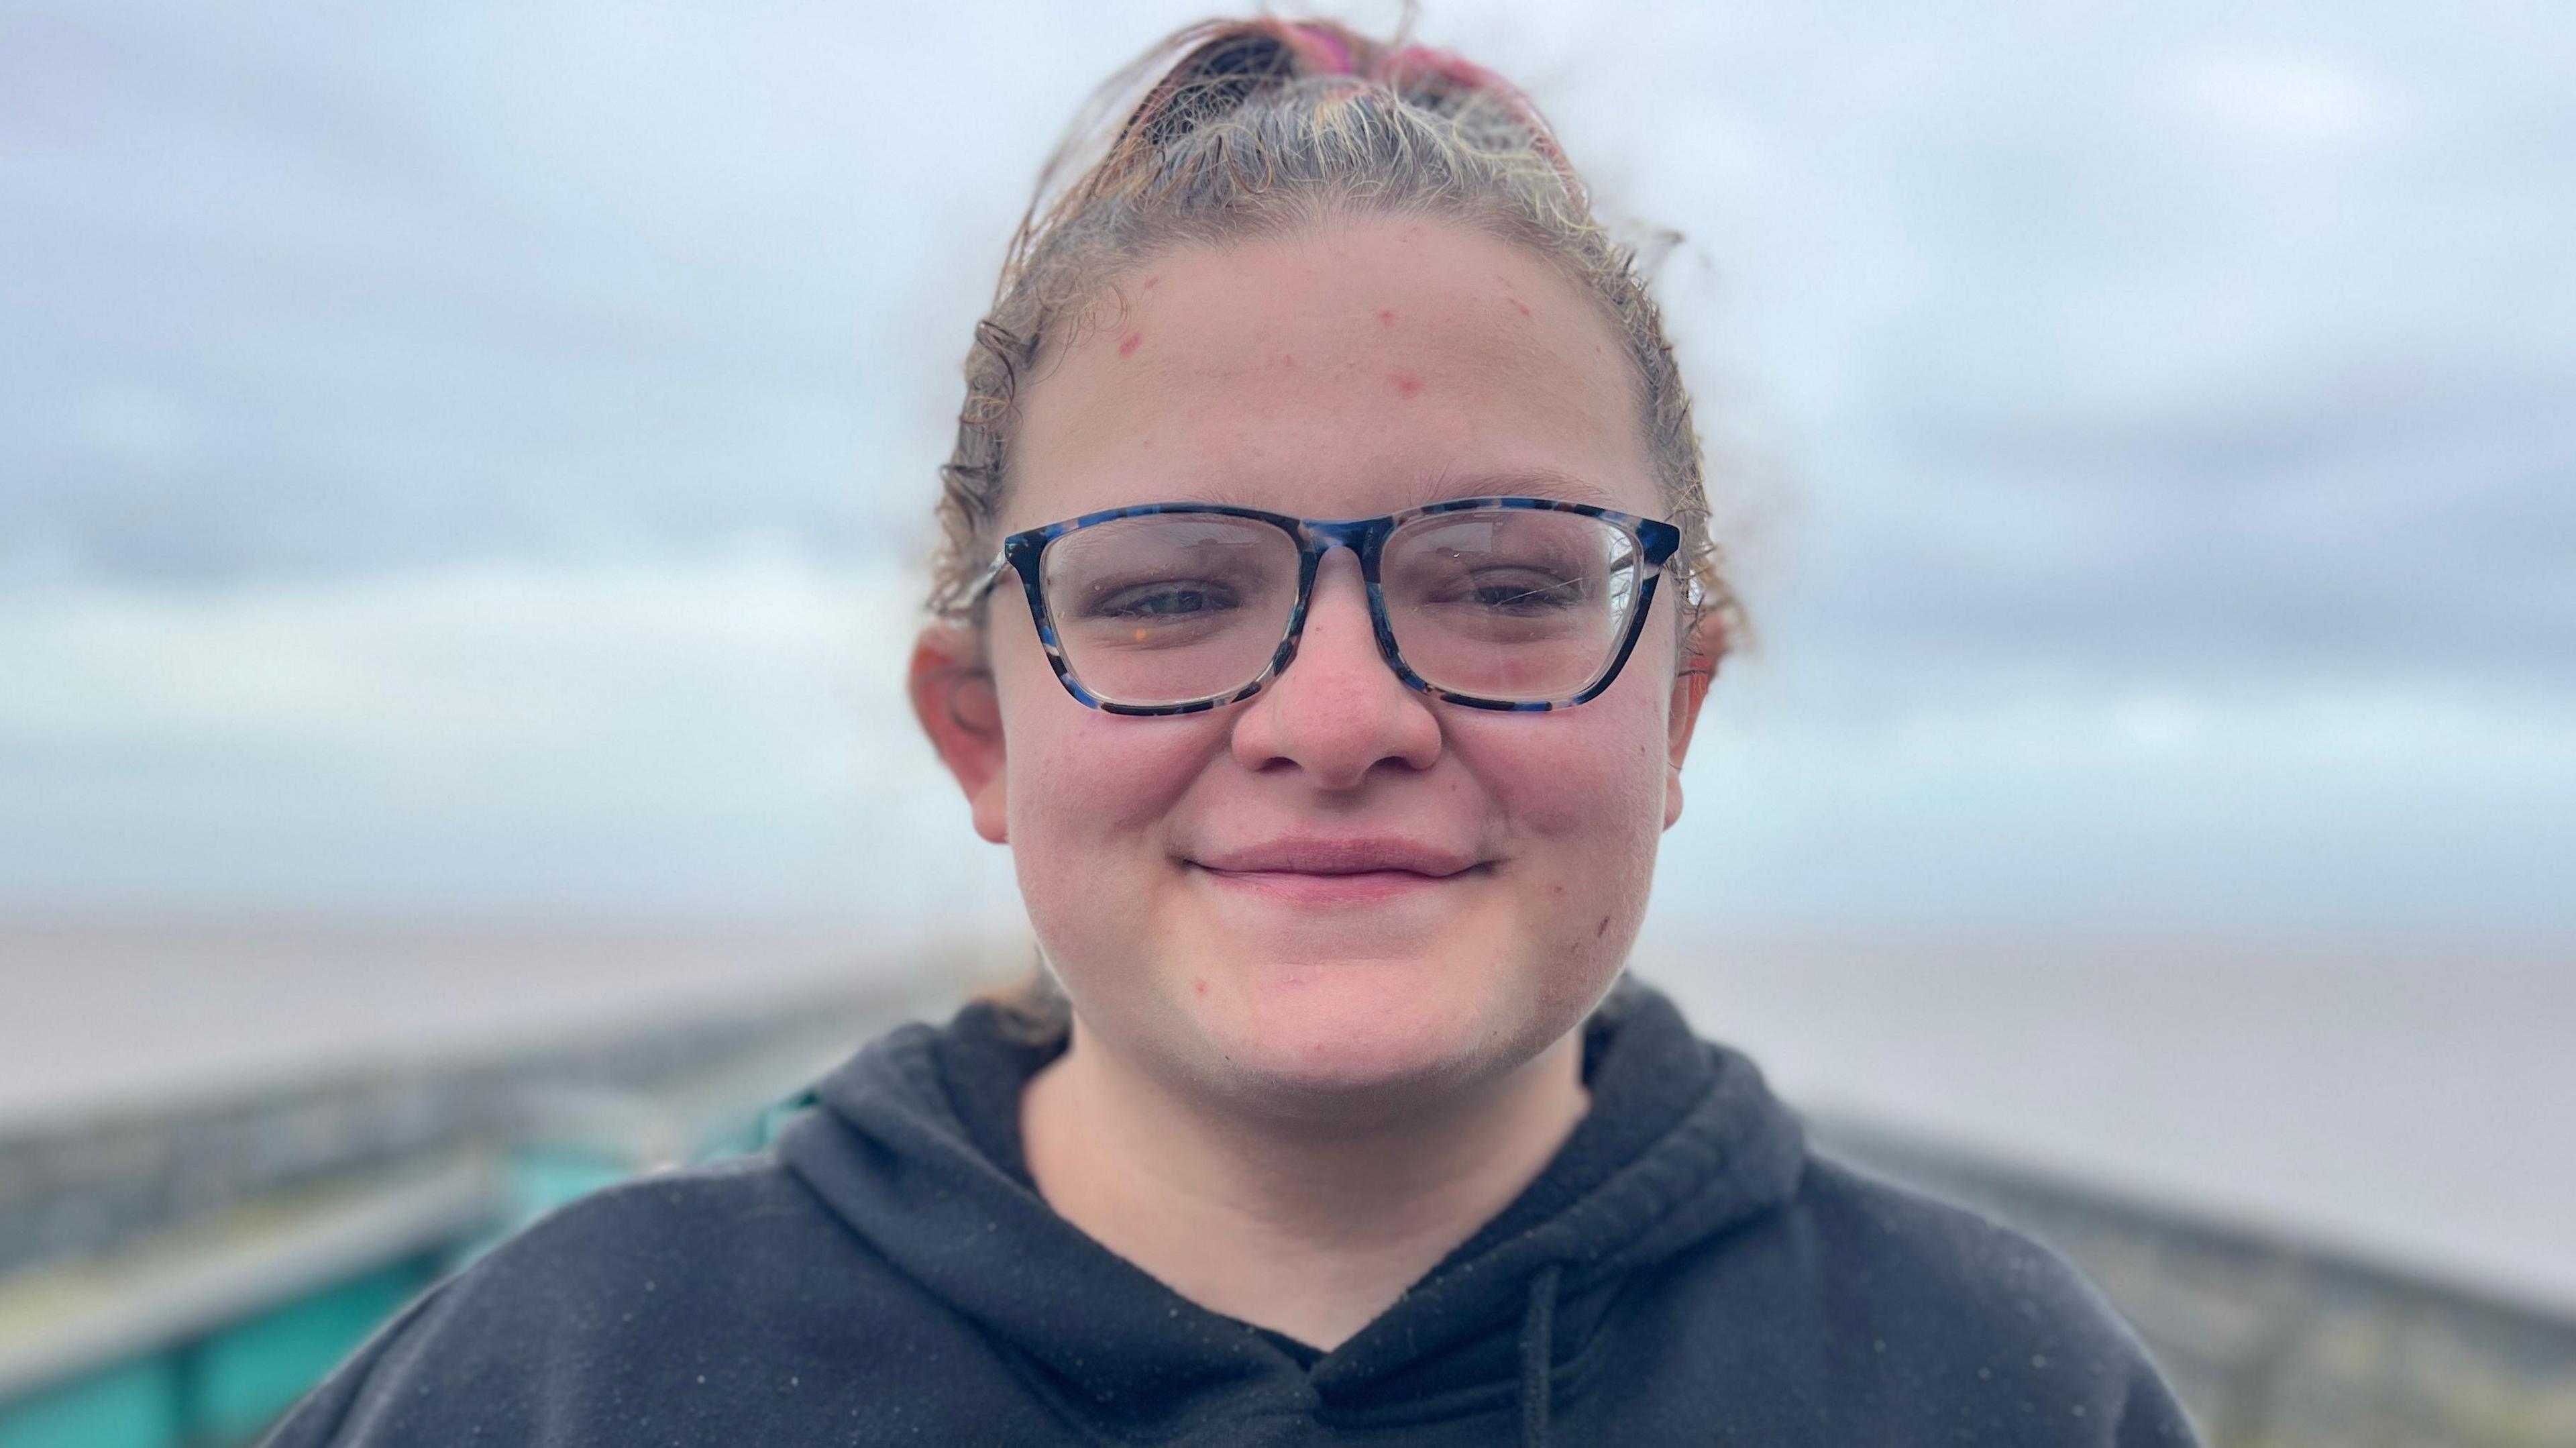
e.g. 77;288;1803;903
777;980;1804;1433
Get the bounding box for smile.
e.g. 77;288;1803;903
1183;836;1491;905
1189;865;1479;906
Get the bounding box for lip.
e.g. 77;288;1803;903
1185;836;1489;906
1190;836;1484;877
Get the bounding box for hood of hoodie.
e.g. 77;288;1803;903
775;980;1805;1439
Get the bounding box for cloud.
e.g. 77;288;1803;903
1;0;2569;932
0;552;1024;922
2186;56;2375;143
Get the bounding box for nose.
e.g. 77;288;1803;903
1229;548;1442;788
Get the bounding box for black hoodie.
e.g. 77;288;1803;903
265;982;2199;1447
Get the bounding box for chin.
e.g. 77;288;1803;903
1185;949;1551;1109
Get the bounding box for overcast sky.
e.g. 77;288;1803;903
3;0;2570;935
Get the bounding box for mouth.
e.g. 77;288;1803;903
1183;837;1491;904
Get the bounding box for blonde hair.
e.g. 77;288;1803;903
930;15;1736;648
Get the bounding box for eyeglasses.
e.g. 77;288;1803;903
965;497;1682;715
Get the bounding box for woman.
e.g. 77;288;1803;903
270;17;2198;1447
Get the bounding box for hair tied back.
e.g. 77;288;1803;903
931;10;1738;651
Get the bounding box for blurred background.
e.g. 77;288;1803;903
3;1;2570;1443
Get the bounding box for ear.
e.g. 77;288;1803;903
908;623;1010;845
1662;608;1725;831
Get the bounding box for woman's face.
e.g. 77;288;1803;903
917;217;1713;1114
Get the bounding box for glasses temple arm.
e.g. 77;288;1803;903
965;551;1010;603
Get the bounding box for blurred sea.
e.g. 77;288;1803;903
1640;925;2576;1318
6;917;2567;1316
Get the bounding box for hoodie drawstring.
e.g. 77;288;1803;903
1517;1261;1563;1448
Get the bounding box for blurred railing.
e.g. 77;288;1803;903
0;958;967;1448
1814;1115;2576;1448
3;962;2569;1447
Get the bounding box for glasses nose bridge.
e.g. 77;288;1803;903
1296;514;1393;565
1277;513;1402;672
1290;513;1401;615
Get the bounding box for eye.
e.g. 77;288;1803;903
1083;581;1241;620
1436;568;1590;613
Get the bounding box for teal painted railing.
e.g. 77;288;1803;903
0;986;908;1448
0;1259;441;1448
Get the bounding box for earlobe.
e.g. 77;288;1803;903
1662;609;1725;831
909;627;1011;845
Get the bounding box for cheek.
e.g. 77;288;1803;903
1491;701;1667;841
989;635;1227;924
1007;709;1206;845
1469;695;1672;910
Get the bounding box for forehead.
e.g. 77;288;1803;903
1006;217;1655;529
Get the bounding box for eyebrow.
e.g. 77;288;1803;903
1415;466;1627;509
1147;466;1631;515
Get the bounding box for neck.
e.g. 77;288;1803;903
1020;1021;1589;1351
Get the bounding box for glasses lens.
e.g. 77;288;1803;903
1041;514;1299;707
1382;509;1644;702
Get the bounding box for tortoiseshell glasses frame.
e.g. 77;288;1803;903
965;496;1682;716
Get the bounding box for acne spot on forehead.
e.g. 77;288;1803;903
1014;222;1660;521
1507;297;1533;318
1142;274;1161;289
